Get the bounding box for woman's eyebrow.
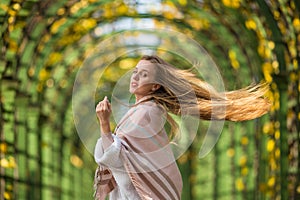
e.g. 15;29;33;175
135;67;149;72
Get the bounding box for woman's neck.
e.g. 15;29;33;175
135;95;152;104
135;95;142;103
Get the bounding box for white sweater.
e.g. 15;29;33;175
94;135;141;200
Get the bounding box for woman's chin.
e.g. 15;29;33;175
129;88;136;94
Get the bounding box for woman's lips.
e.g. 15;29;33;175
131;82;138;87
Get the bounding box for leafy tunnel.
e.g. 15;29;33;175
0;0;300;199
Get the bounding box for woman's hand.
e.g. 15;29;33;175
96;96;111;125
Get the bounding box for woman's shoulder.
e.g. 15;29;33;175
135;100;165;114
121;100;166;134
127;100;166;125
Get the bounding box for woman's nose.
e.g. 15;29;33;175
132;73;139;81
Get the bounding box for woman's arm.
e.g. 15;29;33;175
94;97;124;168
99;121;114;149
96;96;113;149
94;136;123;168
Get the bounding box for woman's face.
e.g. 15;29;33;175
129;60;160;99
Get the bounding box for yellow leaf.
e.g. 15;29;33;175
240;136;249;146
241;167;248;176
228;49;236;59
263;122;274;134
70;155;83;168
290;72;297;82
103;5;113;18
12;3;21;11
50;18;67;34
273;11;280;20
46;52;62;66
59;79;68;88
262;62;273;82
81;18;97;31
187;19;202;31
267;139;275;152
119;58;136;69
27;67;35;77
245;19;257;30
178;0;187;6
274;130;280;140
272;61;279;73
258;41;272;59
275;148;280;158
231;60;240;69
222;0;241;9
267;176;275;187
235;178;245;191
0;142;7;153
163;11;175;20
70;0;88;14
293;18;300;32
228;49;240;69
0;158;9;168
262;62;273;73
57;8;65;16
165;1;175;7
8;8;17;17
0;4;9;12
288;41;297;58
275;122;280;130
297;185;300;193
226;148;235;157
239;156;247;166
4;191;12;199
293;59;298;69
116;4;128;15
177;153;188;164
268;41;275;50
39;68;49;81
8;156;16;168
37;83;44;93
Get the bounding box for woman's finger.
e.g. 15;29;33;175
96;97;111;112
103;96;111;111
96;102;104;111
103;100;108;110
107;101;111;111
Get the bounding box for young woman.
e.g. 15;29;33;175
93;55;270;200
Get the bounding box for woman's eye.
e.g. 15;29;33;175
142;72;147;77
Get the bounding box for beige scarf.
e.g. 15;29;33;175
93;165;117;200
94;99;182;200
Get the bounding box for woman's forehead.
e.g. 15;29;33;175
136;60;156;70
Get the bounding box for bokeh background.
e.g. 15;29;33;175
1;0;300;199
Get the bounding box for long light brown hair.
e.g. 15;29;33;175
139;55;271;124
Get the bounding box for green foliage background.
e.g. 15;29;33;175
0;0;300;199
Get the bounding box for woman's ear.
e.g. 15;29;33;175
152;84;161;92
